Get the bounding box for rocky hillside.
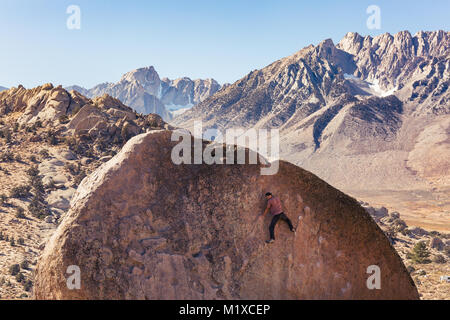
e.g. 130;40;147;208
67;66;221;121
172;30;450;232
362;203;449;299
34;130;418;299
0;84;168;299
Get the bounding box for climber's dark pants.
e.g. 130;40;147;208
269;212;294;240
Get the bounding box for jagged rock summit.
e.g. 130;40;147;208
67;66;221;121
34;130;418;299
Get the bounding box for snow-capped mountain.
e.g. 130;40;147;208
67;66;221;121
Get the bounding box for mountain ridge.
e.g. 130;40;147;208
67;66;222;121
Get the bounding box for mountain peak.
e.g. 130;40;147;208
67;66;221;120
120;66;160;85
338;32;364;55
318;38;334;47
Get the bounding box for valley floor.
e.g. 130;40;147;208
350;188;450;233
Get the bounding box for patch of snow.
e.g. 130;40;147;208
344;74;397;97
170;107;191;117
307;96;321;104
166;103;194;111
344;73;359;80
368;79;397;97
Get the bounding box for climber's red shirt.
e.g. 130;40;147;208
267;197;283;216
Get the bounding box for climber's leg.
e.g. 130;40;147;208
280;213;295;232
268;214;281;241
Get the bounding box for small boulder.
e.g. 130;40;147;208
80;157;92;165
409;227;429;237
41;83;54;91
430;237;444;251
59;150;77;161
364;206;388;220
374;207;389;219
390;212;400;219
99;155;113;163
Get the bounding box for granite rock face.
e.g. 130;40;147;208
34;130;419;300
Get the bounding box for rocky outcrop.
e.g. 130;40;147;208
430;237;444;251
0;84;170;144
337;30;450;115
67;66;221;121
34;130;418;300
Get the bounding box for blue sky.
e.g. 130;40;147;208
0;0;449;88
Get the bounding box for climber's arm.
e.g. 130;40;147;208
254;203;270;222
261;203;271;216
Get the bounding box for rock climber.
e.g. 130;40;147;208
260;192;296;244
